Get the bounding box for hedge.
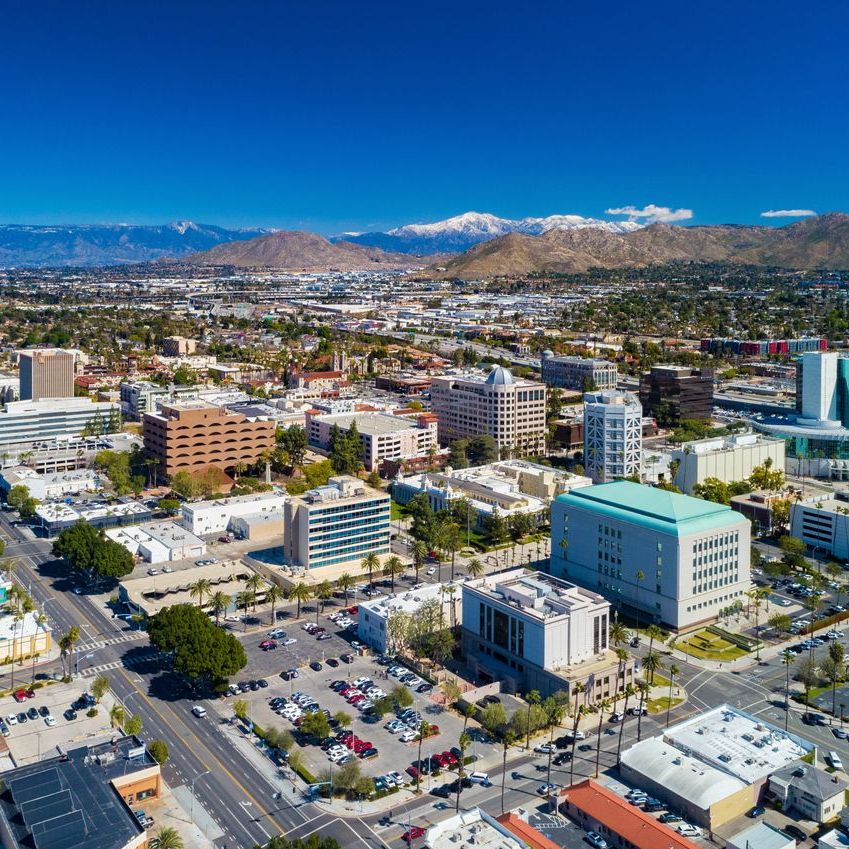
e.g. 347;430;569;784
801;610;849;636
706;625;760;651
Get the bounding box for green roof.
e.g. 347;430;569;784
555;480;745;536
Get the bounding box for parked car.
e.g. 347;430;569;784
534;743;556;754
402;827;425;843
659;813;682;824
748;806;765;818
782;825;807;842
586;832;609;849
537;783;557;795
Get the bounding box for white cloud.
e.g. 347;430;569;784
760;209;816;218
605;204;694;224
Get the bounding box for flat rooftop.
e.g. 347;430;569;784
360;581;461;619
313;411;423;436
426;809;526;849
35;500;150;524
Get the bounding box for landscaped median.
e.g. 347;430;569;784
675;626;755;662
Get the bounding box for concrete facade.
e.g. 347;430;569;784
181;491;287;537
790;496;849;560
541;355;617;392
19;349;74;401
583;390;642;483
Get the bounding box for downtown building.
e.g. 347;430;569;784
18;348;75;401
639;365;714;424
551;480;751;630
583;390;642;483
540;353;617;393
430;366;547;455
461;568;635;702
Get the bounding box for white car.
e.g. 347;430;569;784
777;599;792;607
386;720;405;733
191;705;207;718
426;567;436;576
6;714;17;726
677;824;702;837
283;638;297;646
44;715;56;727
399;730;419;743
225;614;241;622
147;568;160;576
162;565;173;573
534;743;556;754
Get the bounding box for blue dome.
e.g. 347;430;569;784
486;365;515;385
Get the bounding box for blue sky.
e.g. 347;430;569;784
2;0;846;233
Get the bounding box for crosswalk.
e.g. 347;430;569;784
75;631;147;654
79;649;161;678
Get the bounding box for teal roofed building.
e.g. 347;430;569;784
551;480;751;630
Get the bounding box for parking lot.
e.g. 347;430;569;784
217;642;499;787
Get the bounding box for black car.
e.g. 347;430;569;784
643;801;665;812
321;737;337;750
658;813;681;824
38;706;49;718
553;752;572;765
431;785;451;798
331;680;347;690
783;825;807;842
257;679;268;689
578;744;593;752
248;681;259;691
310;662;323;671
449;746;462;759
416;683;432;694
326;658;339;667
17;713;27;724
360;747;379;759
281;670;298;680
484;695;500;705
238;681;250;692
341;654;354;663
63;708;77;721
27;707;38;721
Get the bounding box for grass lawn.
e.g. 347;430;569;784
390;500;410;522
647;696;684;714
648;672;673;689
677;629;748;661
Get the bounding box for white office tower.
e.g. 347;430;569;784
583;390;642;483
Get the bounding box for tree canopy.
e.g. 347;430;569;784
52;520;134;583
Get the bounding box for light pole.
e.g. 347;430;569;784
190;769;210;828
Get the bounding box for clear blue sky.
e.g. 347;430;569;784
2;0;846;233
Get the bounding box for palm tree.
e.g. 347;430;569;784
410;540;427;584
189;578;212;609
382;555;405;594
500;730;516;813
524;689;540;750
594;698;610;777
455;730;471;812
466;558;485;579
646;623;663;654
209;591;229;626
665;663;680;728
288;582;312;619
461;702;475;732
635;680;650;741
781;649;794;732
336;572;355;607
643;650;663;685
415;719;429;793
314;580;333;621
59;625;80;679
614;647;629;701
153;827;184;849
10;611;22;690
30;612;47;682
265;583;285;625
360;552;380;589
444;584;459;628
609;619;628;647
245;573;265;611
616;684;636;765
235;589;254;626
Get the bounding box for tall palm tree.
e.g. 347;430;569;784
646;623;663;654
30;612;47;682
444;584;458;628
360;552;380;589
594;698;610;777
59;625;80;679
635;680;650;741
410;540;427;584
665;663;680;728
336;573;355;607
209;590;229;626
189;578;212;609
609;619;628;647
153;826;184;849
10;611;22;690
235;589;254;627
455;731;471;812
524;689;541;750
288;582;312;619
245;573;265;611
314;580;333;621
466;558;485;580
616;684;636;765
415;719;429;793
643;650;663;685
500;730;516;813
781;649;794;732
614;647;629;701
265;584;285;625
382;555;405;594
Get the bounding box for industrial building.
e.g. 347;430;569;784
583;390;643;483
639;365;714;424
430;366;547;455
618;705;814;830
540;354;617;392
35;500;152;537
461;569;634;701
105;521;207;564
551;480;751;630
0;467;102;501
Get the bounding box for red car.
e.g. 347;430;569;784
433;753;449;768
406;765;420;779
346;606;358;614
426;725;440;736
259;640;277;650
402;827;425;843
12;689;29;704
442;751;458;766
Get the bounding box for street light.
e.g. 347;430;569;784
190;769;211;827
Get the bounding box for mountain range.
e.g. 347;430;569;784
335;211;641;254
428;213;849;278
0;221;272;267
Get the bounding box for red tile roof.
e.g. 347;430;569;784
496;814;561;849
560;780;700;849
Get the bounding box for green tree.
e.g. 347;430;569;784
148;739;169;764
360;552;380;588
189;578;212;609
314;580;334;619
410;539;428;583
382;555;405;594
299;711;331;740
153;826;184;849
692;477;730;504
91;673;110;704
467;434;498;466
266;583;285;625
158;498;181;515
523;689;541;750
125;713;143;736
466;558;485;579
768;611;792;638
288;582;312;619
169;470;200;500
665;664;680;728
479;701;507;735
642;651;663;685
233;699;249;721
336;573;355;607
500;730;516;813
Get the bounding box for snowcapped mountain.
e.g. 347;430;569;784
337;211;642;254
0;221;275;267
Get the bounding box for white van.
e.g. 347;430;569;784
468;771;490;785
828;751;844;771
191;705;208;718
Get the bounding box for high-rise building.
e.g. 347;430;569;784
284;475;390;573
639;365;714;425
430;366;547;454
0;398;120;451
795;350;849;426
142;401;275;479
161;335;197;356
583;390;642;483
18;349;74;400
541;353;617;392
551;480;751;629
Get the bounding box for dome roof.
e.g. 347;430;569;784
542;349;555;359
485;365;515;385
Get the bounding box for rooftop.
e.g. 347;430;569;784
0;736;155;849
425;808;529;849
726;822;795;849
183;490;286;514
360;581;461;619
771;763;849;802
312;411;425;436
556;480;747;536
35;500;150;525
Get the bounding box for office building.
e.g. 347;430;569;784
142;400;275;479
392;460;592;531
551;480;751;629
769;764;848;824
307;410;439;472
120;381;170;419
701;336;826;357
541;353;617;393
18;349;75;401
639;365;714;424
358;581;463;653
620;705;813;830
161;335;197;356
430;366;547;455
0;735;160;849
671;433;786;494
789;494;849;560
461;569;634;701
0;397;121;451
583;390;642;483
284;475;390;575
182;491;287;536
559;780;702;849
